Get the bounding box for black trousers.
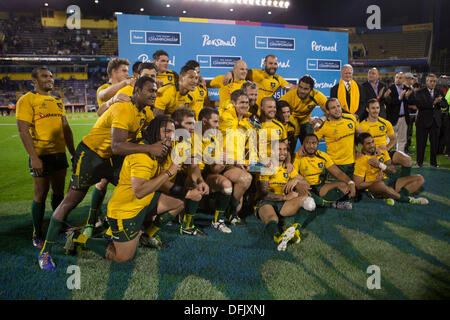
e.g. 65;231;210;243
406;114;416;152
438;114;450;155
415;122;440;166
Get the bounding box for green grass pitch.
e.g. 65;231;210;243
0;113;449;300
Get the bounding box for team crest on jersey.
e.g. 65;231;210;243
283;172;289;179
168;76;173;82
57;102;63;110
348;123;353;129
379;126;385;131
318;162;324;168
379;157;384;163
200;90;204;96
271;82;276;88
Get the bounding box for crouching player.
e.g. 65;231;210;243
65;116;201;262
354;132;428;206
255;140;315;251
294;133;355;209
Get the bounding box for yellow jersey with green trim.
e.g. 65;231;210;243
107;152;160;220
354;149;391;182
219;107;256;163
315;114;357;166
116;84;154;126
259;119;288;158
16;91;66;155
210;75;245;108
284;118;300;138
279;89;327;125
96;82;112;107
190;85;207;119
154;83;195;115
293;150;334;186
259;165;299;195
82;101;152;158
358;117;394;148
248;69;289;106
157;70;178;86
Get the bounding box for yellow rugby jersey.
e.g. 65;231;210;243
116;84;154;126
248;69;289;106
354;149;391;182
315;114;357;166
259;165;299;195
358;117;394;148
96;82;112;107
154;83;195;115
279;89;327;125
210;75;245;108
219;107;256;163
16;91;66;155
82;101;152;158
259;119;288;158
190;85;207;119
293;150;334;186
284;118;300;138
107;152;160;220
157;70;178;86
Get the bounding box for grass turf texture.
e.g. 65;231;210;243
0;113;449;300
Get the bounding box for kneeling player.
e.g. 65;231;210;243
255;140;315;251
65;116;201;262
354;132;428;206
294;133;356;209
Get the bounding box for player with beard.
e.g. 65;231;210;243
256;140;314;252
354;133;428;206
153;64;197;117
37;77;167;270
65;116;202;262
16;67;75;249
293;133;355;209
279;75;327;144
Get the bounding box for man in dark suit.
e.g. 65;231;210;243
360;67;388;120
384;72;412;154
408;74;448;167
330;64;365;119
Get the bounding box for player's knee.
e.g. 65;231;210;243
221;179;233;194
238;172;252;188
302;196;316;211
416;174;425;185
402;155;412;167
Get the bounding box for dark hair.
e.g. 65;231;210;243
106;57;130;77
325;97;340;111
303;133;319;143
133;75;156;94
137;62;157;75
184;60;200;69
31;66;50;79
264;54;276;62
366;98;379;109
230;89;248;102
132;61;142;74
299;75;315;90
153;50;169;61
143;116;174;165
198;107;219;121
172;107;195;127
357;132;373;145
180;64;196;76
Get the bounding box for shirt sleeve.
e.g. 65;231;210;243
154;87;171;111
210;75;224;88
278;75;289;89
111;103;132;130
129;154;156;180
353;158;366;179
386;120;395;136
15;94;34;124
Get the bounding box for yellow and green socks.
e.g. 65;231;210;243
40;216;65;254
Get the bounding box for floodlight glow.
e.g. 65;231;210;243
285;1;289;8
249;0;254;5
273;1;278;6
267;0;272;6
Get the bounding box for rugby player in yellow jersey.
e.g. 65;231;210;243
153;49;178;86
358;98;413;177
276;100;300;158
256;140;314;251
354;132;428;206
37;76;168;271
196;108;233;233
16;67;75;249
65;116;203;262
170;108;210;236
210;60;248;111
279;75;327;143
218;89;257;226
184;60;208;120
153;64;197;117
293;133;355;210
313;98;363;180
83;62;160;238
96;58;135;116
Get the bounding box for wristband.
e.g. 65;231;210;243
164;170;172;178
379;163;387;171
320;116;327;122
347;180;355;185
